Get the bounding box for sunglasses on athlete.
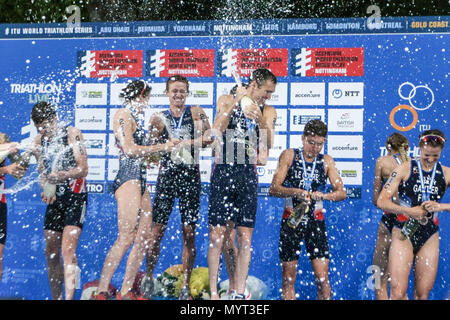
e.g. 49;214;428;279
420;135;446;145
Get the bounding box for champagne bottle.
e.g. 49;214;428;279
240;95;254;110
12;151;32;179
0;149;9;163
42;180;56;198
287;202;309;229
400;217;420;240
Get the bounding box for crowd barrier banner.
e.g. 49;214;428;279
0;16;448;300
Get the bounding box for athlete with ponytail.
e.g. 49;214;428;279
92;80;179;300
372;132;410;300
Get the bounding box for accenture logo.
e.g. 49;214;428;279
332;144;358;151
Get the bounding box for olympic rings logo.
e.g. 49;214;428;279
389;82;434;132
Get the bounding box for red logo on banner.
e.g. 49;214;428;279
148;49;215;77
292;48;364;77
78;50;143;78
219;48;288;77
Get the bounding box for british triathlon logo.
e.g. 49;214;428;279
389;82;434;132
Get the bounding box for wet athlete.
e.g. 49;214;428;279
377;129;450;300
92;80;178;300
30;101;88;300
0;133;25;280
208;68;277;300
372;132;410;300
138;75;212;300
269;119;346;300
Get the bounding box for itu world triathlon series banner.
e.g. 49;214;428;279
0;16;448;300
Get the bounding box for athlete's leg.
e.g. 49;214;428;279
120;190;153;295
388;228;414;300
61;225;82;300
97;180;141;293
44;229;63;300
181;223;196;289
372;222;392;300
222;223;238;294
145;222;167;279
235;226;254;295
413;232;439;300
281;260;298;300
311;257;331;300
208;224;227;300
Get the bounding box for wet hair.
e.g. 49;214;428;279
165;75;189;92
386;132;409;162
31;101;57;125
303;119;327;138
419;129;446;149
119;80;151;102
229;83;249;95
250;68;277;87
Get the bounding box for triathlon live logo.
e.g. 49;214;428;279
291;48;364;77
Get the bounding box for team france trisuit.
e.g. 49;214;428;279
278;149;329;262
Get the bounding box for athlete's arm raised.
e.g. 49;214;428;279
377;162;427;219
114;108;177;158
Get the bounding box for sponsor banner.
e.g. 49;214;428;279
269;134;287;159
217;48;289;77
108;133;118;156
274;108;287;132
145;164;160;182
110;83;127;106
256;160;278;184
291;47;364;77
86;183;105;194
328;82;364;105
328;108;364;132
290;108;325;132
216;82;287;106
327;135;363;159
186;83;214;105
83;133;106;156
147;49;215;77
77;50;143;78
107;158;119;181
75;108;107;130
10;82;63;104
200;159;212;183
290;82;325;105
335;161;363;185
75;83;107;105
86;158;106;181
143;82;213;105
289;134;303;149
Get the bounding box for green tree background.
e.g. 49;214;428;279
0;0;447;24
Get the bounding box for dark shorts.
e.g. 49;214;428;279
279;210;329;262
381;212;397;234
44;192;88;233
208;164;258;228
393;217;439;255
152;165;201;226
0;202;6;245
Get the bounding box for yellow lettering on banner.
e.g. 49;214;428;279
428;21;448;28
411;21;427;28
